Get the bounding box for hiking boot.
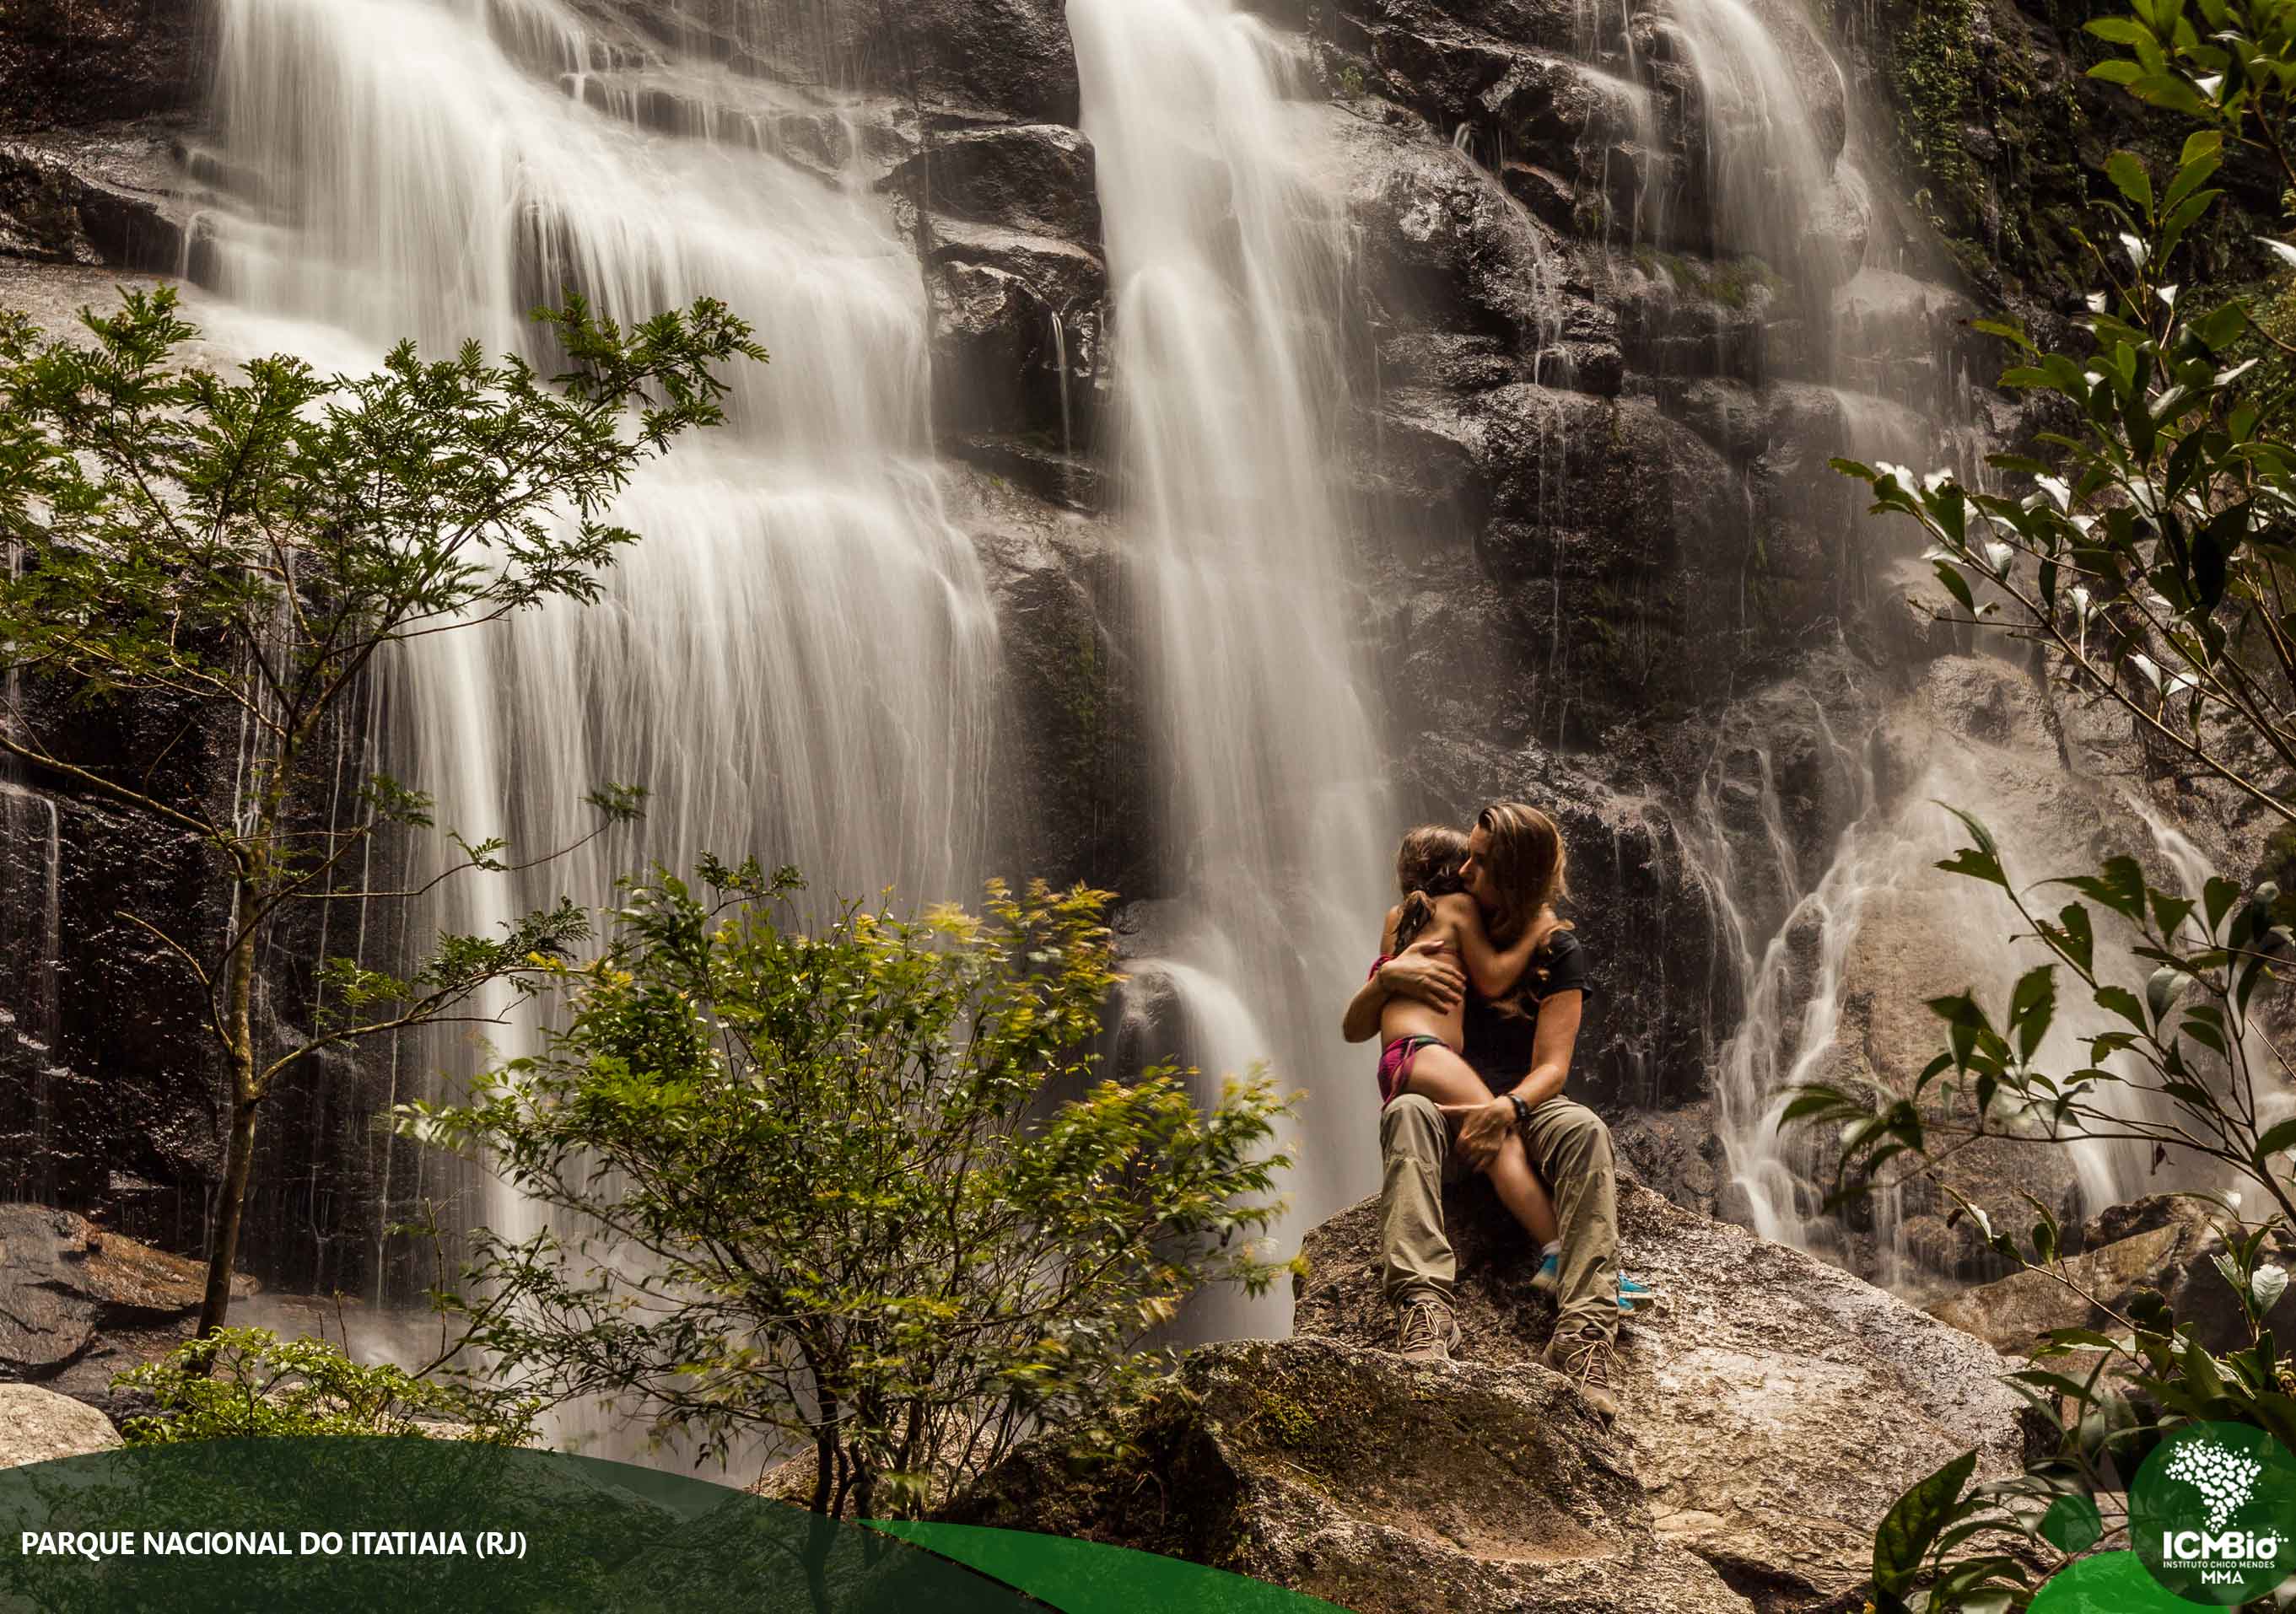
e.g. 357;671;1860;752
1395;1297;1462;1363
1540;1325;1620;1421
1530;1254;1658;1311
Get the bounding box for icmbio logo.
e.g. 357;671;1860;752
2132;1423;2296;1605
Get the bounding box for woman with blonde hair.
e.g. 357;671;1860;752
1344;801;1639;1420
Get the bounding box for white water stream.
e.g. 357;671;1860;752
1068;0;1395;1305
202;0;1000;1387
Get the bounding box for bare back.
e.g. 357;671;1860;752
1380;893;1482;1049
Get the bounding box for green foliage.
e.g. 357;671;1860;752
400;866;1296;1520
1891;0;1985;202
113;1328;535;1446
0;286;763;1330
1813;0;2296;1604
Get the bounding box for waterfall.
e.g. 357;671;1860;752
1067;0;1395;1298
198;0;1000;1406
208;0;997;896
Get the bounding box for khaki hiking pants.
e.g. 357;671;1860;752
1378;1090;1621;1343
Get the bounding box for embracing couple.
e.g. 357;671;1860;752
1341;802;1648;1421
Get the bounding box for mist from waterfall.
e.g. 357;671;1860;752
1066;0;1395;1299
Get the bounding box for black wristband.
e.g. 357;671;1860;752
1507;1094;1530;1129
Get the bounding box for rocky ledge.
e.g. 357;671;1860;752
1927;1192;2296;1359
949;1178;2026;1613
0;1202;254;1423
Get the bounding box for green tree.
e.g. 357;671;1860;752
399;863;1295;1520
0;287;766;1335
1799;0;2296;1605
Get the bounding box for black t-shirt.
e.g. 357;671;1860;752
1461;929;1592;1095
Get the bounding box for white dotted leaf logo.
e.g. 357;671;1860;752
2134;1422;2296;1604
2166;1440;2264;1532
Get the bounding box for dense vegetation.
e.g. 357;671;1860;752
114;1327;533;1445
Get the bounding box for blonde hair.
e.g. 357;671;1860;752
1474;801;1571;950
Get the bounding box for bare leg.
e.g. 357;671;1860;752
1400;1048;1559;1245
1485;1129;1560;1245
1394;1044;1492;1111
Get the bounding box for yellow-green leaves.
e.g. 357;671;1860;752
406;868;1295;1520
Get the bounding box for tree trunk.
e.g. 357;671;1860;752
197;921;261;1337
197;1093;258;1335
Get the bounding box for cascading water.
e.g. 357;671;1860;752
1066;0;1396;1293
1626;0;2118;1278
197;0;1000;1418
207;0;997;900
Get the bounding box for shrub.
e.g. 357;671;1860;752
402;863;1296;1519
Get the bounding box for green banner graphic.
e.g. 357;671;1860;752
2028;1550;2214;1613
870;1522;1349;1614
2131;1422;2296;1606
0;1439;1349;1614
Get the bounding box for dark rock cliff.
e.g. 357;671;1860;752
0;0;203;132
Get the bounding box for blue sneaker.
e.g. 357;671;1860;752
1531;1253;1658;1311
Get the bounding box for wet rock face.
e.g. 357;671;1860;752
0;132;187;269
945;1337;1755;1614
952;470;1155;896
886;123;1101;243
0;636;407;1299
599;0;1081;125
1292;1179;2027;1611
0;0;202;132
889;0;1084;124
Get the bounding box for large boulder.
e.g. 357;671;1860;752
945;1337;1755;1614
0;1204;245;1382
1927;1194;2292;1360
1293;1179;2026;1610
0;1384;120;1469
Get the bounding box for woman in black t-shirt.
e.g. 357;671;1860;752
1460;926;1591;1096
